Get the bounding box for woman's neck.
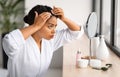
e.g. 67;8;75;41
32;33;42;50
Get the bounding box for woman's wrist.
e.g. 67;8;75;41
30;24;42;31
61;17;81;31
61;17;68;22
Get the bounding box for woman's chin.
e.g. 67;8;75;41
44;36;54;40
45;37;53;40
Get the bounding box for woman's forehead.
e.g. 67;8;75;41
47;16;57;24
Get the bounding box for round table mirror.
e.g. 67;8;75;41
85;12;98;63
86;12;98;38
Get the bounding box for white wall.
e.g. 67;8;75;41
25;0;92;29
25;0;92;68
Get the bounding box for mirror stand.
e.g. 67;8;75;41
85;12;98;65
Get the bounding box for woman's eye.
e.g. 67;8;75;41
48;25;55;29
48;26;53;28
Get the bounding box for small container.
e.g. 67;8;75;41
77;59;89;68
90;59;101;68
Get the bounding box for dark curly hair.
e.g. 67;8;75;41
24;5;58;25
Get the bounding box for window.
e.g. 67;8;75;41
115;0;120;51
102;0;111;42
93;0;120;57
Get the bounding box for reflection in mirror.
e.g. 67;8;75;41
86;12;98;38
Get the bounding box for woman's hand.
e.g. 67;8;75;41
20;12;51;40
52;6;65;21
33;11;51;29
52;6;81;31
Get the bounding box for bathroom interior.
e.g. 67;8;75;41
0;0;120;77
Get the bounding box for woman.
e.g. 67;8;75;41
2;5;84;77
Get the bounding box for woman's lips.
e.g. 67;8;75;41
50;35;54;38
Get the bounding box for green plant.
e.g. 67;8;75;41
0;0;24;34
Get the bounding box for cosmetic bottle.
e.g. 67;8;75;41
76;50;81;67
96;35;109;61
91;36;100;57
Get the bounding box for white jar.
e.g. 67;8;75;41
90;59;101;68
77;59;89;68
91;37;100;57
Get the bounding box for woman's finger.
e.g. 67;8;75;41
38;12;51;21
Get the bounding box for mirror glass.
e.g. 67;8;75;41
86;12;98;38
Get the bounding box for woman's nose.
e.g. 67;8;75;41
51;29;55;34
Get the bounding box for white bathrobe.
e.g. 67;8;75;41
2;27;84;77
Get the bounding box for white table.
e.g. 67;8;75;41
63;34;120;77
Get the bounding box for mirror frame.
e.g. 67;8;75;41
86;12;98;38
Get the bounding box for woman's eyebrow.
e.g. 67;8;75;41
48;23;57;26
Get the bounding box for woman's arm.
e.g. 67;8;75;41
20;12;51;40
61;17;81;31
52;6;81;31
